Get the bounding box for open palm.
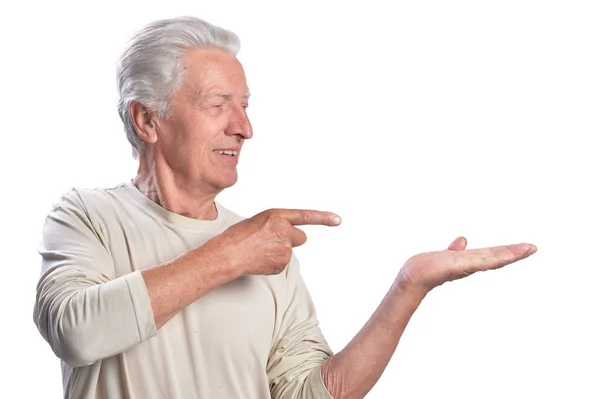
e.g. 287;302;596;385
398;236;537;294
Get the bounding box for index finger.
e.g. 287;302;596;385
273;209;342;227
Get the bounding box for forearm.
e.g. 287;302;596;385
141;236;241;330
321;280;427;399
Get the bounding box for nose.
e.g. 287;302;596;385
226;104;253;140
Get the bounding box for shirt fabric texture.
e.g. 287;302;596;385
33;181;334;399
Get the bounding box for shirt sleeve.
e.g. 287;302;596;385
266;254;335;399
33;190;156;367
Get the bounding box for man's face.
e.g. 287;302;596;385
154;47;252;193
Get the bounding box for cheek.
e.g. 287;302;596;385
180;117;216;147
161;110;229;159
186;120;225;163
196;115;229;145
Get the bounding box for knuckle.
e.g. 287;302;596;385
302;212;311;224
281;249;292;264
263;208;278;222
271;253;291;274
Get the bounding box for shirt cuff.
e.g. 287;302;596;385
124;270;157;341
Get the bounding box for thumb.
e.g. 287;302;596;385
448;236;467;251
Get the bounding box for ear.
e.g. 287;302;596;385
129;101;159;144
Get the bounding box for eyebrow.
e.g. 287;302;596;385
195;91;252;101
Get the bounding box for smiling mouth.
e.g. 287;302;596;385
213;150;239;156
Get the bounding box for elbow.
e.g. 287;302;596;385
50;328;103;367
34;293;106;367
321;358;344;399
34;271;153;368
321;357;366;399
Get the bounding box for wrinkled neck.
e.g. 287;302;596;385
133;147;219;221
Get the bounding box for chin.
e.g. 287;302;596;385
220;180;237;190
216;172;238;190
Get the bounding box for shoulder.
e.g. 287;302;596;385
47;183;131;226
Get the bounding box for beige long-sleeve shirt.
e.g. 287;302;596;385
33;181;334;399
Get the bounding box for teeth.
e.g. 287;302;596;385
215;150;238;156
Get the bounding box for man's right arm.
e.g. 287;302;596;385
34;194;339;367
140;207;340;330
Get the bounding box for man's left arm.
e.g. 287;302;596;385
267;238;535;399
319;237;537;399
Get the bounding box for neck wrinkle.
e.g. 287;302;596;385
133;148;219;221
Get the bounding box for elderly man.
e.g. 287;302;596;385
34;16;536;399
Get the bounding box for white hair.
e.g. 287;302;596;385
116;16;241;159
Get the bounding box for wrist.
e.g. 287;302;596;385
394;275;429;302
197;237;244;280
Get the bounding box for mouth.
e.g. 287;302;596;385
213;149;240;166
213;150;239;157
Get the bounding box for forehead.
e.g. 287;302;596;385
180;47;248;93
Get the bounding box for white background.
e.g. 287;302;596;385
1;0;598;398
